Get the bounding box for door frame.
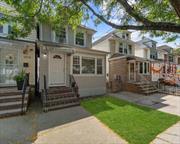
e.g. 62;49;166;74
48;51;66;87
128;61;136;81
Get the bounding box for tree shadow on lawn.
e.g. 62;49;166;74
81;96;153;115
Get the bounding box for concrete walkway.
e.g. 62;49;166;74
0;99;127;144
151;122;180;144
33;116;127;144
111;91;180;116
110;91;180;144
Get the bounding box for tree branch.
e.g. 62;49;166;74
116;0;152;25
80;0;180;33
169;0;180;18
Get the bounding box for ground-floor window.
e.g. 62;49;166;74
82;57;95;74
72;55;104;75
139;62;150;74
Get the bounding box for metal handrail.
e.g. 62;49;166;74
21;74;28;114
69;74;79;98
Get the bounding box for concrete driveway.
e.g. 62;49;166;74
111;91;180;116
0;100;126;144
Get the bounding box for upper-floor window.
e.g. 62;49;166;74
56;27;67;43
0;13;3;33
128;45;132;54
119;43;123;53
124;45;128;54
75;31;85;46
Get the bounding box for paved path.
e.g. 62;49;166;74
33;116;127;144
151;122;180;144
0;100;127;144
111;91;180;144
111;91;180;116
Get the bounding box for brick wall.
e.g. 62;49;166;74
109;57;128;92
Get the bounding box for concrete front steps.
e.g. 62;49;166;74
0;88;28;118
135;82;158;95
43;86;80;112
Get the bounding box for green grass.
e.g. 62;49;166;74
81;96;180;144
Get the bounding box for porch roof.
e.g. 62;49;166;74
109;53;151;62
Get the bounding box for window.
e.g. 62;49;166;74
0;13;3;33
82;57;95;74
124;45;128;54
72;55;104;75
75;31;85;46
56;27;66;43
119;43;123;53
126;33;129;39
128;45;132;54
73;56;80;74
139;62;143;74
139;62;150;74
97;58;103;74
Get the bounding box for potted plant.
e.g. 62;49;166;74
13;70;26;90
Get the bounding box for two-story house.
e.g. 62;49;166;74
37;24;107;98
92;30;135;79
157;45;174;62
93;30;155;94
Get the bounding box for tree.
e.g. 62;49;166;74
0;0;180;41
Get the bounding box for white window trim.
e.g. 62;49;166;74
53;27;68;44
74;30;86;47
71;54;104;76
138;61;150;75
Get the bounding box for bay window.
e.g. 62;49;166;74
82;57;95;74
73;56;80;74
72;55;103;75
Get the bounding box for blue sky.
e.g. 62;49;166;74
84;19;180;48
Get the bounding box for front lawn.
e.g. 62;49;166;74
81;96;180;144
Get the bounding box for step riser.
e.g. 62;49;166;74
0;98;28;103
45;99;79;107
0;111;22;118
0;104;27;110
47;93;75;100
48;89;72;94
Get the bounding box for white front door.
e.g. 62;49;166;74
49;53;65;86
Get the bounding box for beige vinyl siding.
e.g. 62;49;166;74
74;76;106;97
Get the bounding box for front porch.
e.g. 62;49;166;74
109;55;156;94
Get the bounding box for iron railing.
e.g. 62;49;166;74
69;74;79;98
21;74;28;114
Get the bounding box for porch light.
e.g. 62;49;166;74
43;52;47;57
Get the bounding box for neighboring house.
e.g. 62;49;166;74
157;45;174;62
92;30;135;80
135;38;157;60
0;12;36;87
93;30;155;94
